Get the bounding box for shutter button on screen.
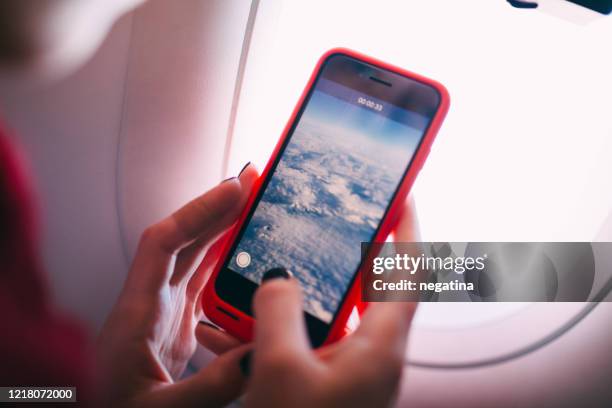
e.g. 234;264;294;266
236;251;251;268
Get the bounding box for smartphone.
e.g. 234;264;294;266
203;48;449;347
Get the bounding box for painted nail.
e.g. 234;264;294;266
239;351;252;377
198;321;220;330
238;162;251;177
507;0;538;8
261;267;290;283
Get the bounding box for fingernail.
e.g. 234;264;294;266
222;176;237;183
507;0;538;8
198;320;220;330
239;351;252;377
238;162;251;177
261;267;290;283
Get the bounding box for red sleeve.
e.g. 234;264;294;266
0;122;92;403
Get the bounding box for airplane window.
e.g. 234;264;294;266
226;0;612;366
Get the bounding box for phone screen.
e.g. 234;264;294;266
216;53;440;342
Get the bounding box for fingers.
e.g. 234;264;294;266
174;165;259;285
253;278;311;361
350;196;419;360
168;163;258;253
357;199;419;359
187;232;229;308
196;321;242;355
140;345;250;408
353;301;417;361
393;196;420;242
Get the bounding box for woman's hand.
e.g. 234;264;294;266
96;164;258;408
243;199;419;408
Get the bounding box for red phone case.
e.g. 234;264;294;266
202;48;450;346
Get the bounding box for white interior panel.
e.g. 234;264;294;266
118;0;254;259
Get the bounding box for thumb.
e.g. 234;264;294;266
393;196;420;242
253;276;311;361
156;163;259;253
126;164;258;292
138;345;250;408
